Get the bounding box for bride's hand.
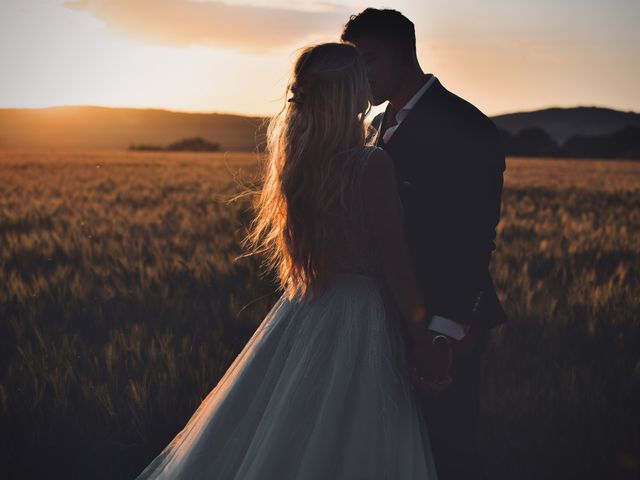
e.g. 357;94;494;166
406;333;453;398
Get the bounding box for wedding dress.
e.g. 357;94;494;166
134;146;438;479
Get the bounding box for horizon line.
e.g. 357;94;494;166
0;103;638;118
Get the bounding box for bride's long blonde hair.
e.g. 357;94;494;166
242;42;372;301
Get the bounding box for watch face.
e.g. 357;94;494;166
433;335;450;350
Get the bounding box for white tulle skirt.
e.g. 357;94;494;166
134;272;437;479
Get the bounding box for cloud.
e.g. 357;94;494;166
63;0;351;52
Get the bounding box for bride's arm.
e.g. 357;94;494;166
363;148;431;344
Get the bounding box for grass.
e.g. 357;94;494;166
0;151;638;479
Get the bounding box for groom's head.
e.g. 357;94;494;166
341;8;418;105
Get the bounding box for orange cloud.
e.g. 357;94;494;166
63;0;350;52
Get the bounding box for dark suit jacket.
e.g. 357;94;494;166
371;76;508;331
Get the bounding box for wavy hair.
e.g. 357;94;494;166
241;42;372;301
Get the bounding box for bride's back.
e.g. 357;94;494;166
243;42;382;299
321;146;383;278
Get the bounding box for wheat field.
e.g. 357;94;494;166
0;150;638;479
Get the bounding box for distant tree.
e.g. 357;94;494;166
514;128;558;156
166;137;220;152
498;127;558;156
129;143;164;151
128;137;221;152
561;126;640;159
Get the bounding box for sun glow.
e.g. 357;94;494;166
1;0;638;116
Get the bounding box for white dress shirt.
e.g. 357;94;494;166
383;74;467;340
382;74;436;143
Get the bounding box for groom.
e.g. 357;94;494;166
342;8;508;480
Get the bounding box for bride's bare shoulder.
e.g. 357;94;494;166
364;145;392;161
363;146;396;184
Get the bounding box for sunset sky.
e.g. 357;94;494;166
1;0;639;118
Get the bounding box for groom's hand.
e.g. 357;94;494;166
451;327;476;355
406;333;453;397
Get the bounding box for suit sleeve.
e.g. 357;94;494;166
467;121;505;287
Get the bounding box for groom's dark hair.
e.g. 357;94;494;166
341;8;416;62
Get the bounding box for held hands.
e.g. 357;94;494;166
406;331;453;398
404;316;479;398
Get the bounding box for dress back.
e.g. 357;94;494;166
324;145;384;279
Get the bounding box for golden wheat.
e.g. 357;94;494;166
0;151;638;479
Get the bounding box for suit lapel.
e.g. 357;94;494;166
383;76;441;152
374;103;392;147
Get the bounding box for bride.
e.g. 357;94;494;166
134;42;449;480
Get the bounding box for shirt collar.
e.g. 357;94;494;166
394;74;436;123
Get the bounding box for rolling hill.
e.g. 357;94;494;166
492;106;640;144
0;106;268;152
0;105;638;152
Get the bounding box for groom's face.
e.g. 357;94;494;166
349;35;405;106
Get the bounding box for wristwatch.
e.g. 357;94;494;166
432;334;451;349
